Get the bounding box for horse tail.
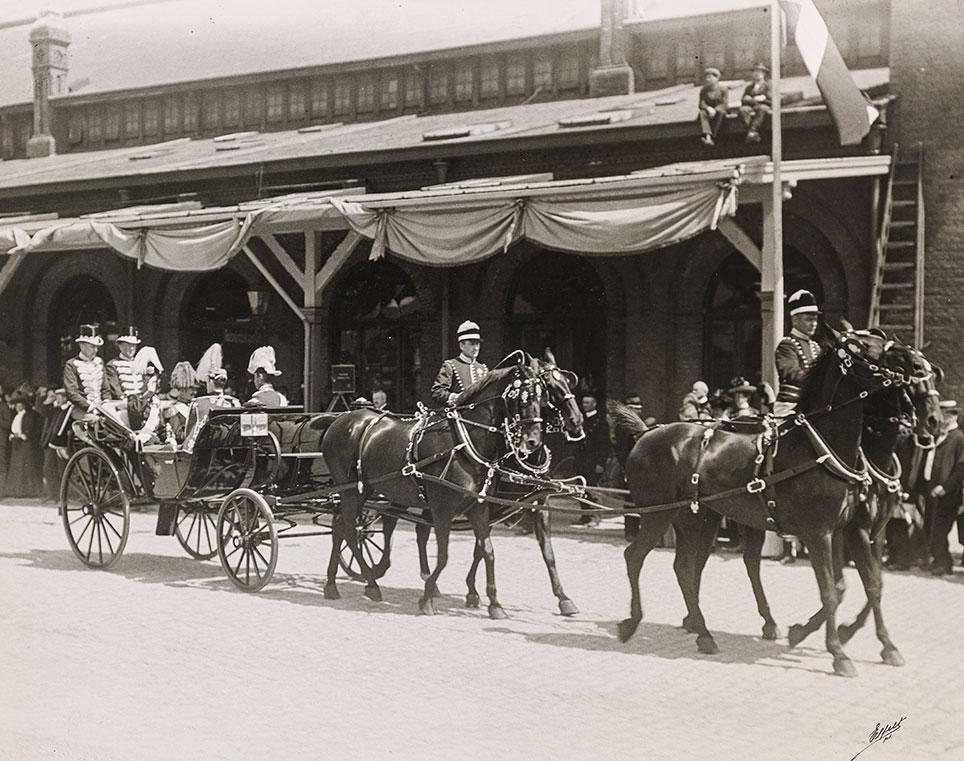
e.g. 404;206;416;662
608;400;649;441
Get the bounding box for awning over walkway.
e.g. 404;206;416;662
0;158;748;270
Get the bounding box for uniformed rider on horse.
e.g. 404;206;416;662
431;320;489;405
774;289;827;417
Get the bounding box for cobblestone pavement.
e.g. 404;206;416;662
1;500;962;761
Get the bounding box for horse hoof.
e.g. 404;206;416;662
881;647;905;667
833;656;858;678
324;585;340;600
762;622;782;641
364;585;383;603
696;635;719;655
787;624;807;648
419;598;436;616
617;618;640;643
680;616;698;634
558;599;579;617
465;593;480;609
488;605;508;620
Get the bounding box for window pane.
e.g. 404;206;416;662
647;42;668;79
404;68;423;108
143;100;159;135
288;81;307;121
454;63;473;102
506;56;526;95
429;65;449;104
124;102;140;137
557;54;579;89
1;122;14;155
223;90;240;126
67;110;83;144
163;97;180;133
105;105;121;139
87;107;102;141
202;92;220;129
533;56;552;88
334;80;352;115
310;80;329;118
856;17;880;61
676;38;698;80
380;74;399;110
266;85;284;122
357;75;374;112
480;60;500;97
184;94;199;132
244;89;264;125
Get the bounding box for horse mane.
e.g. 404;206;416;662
793;334;841;412
455;365;518;405
608;400;648;441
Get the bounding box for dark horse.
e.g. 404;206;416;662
322;352;583;618
414;355;587;616
619;332;899;676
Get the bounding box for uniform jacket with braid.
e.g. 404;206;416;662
63;356;109;411
431;356;489;405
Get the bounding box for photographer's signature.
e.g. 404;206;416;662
851;716;906;760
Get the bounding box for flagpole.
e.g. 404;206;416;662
761;0;785;393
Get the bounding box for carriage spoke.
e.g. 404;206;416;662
251;544;271;569
201;513;215;554
101;514;124;541
74;515;95;544
248;549;262;580
222;543;242;560
85;518;96;562
101;521;116;556
244;552;251;585
232;546;246;579
96;518;104;564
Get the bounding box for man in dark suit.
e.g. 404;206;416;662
698;66;729;146
739;62;772;143
574;393;611;527
923;400;964;575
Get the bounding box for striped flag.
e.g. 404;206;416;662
779;0;879;145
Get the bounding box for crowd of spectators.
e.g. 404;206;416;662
0;383;71;502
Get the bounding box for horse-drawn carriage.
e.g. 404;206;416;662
59;352;587;603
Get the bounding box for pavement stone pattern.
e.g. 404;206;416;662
1;500;962;761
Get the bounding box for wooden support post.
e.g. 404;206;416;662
315;231;361;295
303;230;324;412
718;219;761;271
260;233;305;286
0;252;27;297
241;244;306;324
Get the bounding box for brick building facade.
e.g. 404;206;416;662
0;0;959;415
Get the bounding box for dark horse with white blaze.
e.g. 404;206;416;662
619;331;901;677
321;352;583;618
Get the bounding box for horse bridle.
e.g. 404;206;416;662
536;364;585;442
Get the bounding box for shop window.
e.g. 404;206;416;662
87;106;103;142
675;37;698;81
184;93;199;132
557;53;580;90
244;89;265;125
67;110;84;144
856;16;881;64
646;41;669;80
1;122;13;156
334;261;421;412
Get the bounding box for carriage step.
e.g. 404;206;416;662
882;261;915;269
878;282;915;290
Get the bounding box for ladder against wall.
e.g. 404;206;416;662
869;143;926;348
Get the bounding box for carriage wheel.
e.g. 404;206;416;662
338;509;388;581
60;447;130;570
174;505;219;560
216;488;278;592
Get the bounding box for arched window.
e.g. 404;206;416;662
181;269;257;394
507;251;607;397
704;249;823;392
334;261;420;412
48;275;117;374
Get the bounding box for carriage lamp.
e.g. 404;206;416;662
246;289;271;317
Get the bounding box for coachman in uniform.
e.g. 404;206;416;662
774;289;823;417
431;320;488;405
105;326;145;400
63;324;109;423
